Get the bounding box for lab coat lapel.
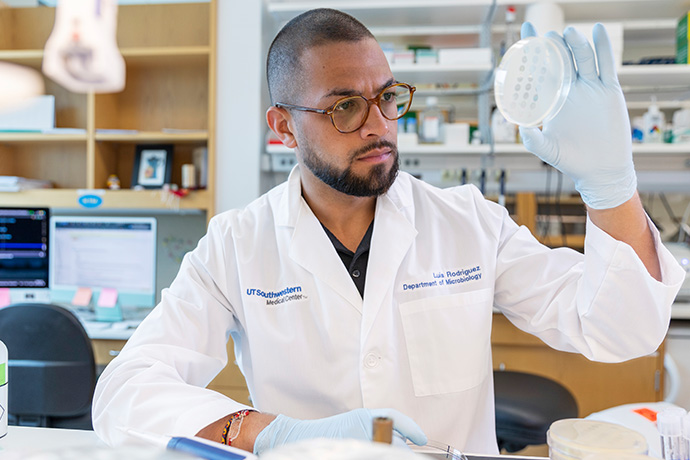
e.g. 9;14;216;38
361;184;417;339
280;167;363;313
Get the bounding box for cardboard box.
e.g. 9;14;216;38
0;95;55;131
678;12;689;64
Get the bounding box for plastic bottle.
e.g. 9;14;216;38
657;408;687;460
1;339;7;439
642;97;665;143
499;5;517;58
491;107;517;143
418;97;444;144
631;116;644;143
682;413;690;460
672;107;690;143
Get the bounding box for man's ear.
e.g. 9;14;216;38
266;106;297;149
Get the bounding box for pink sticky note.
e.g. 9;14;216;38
97;288;118;308
0;288;10;308
72;287;93;307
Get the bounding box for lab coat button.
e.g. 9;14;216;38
364;353;379;368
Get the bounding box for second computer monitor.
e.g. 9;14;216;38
49;216;157;308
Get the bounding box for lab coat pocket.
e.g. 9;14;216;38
399;288;493;397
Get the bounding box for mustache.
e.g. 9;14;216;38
349;140;398;161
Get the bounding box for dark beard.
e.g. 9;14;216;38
301;140;399;197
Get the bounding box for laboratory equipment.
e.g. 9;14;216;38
494;35;573;128
49;216;157;308
657;407;688;460
547;419;648;460
0;207;51;304
419;97;445;143
0;339;6;439
126;429;257;460
410;439;467;459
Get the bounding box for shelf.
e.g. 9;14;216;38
618;65;690;88
267;143;690;156
268;0;690;27
0;49;43;66
392;62;493;85
121;46;211;66
0;189;212;211
0;132;88;143
95;131;208;143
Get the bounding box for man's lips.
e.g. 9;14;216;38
357;149;392;163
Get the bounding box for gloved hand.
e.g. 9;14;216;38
518;22;637;210
253;408;427;455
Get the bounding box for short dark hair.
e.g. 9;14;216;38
266;8;375;105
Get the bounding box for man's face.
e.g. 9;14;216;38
291;38;400;197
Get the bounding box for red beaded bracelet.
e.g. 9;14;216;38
221;409;253;446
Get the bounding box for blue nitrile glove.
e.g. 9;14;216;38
253;408;427;455
518;22;637;210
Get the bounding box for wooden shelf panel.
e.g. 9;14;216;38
95;131;208;143
0;189;212;211
0;133;88;142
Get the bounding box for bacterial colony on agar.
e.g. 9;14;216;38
494;36;573;128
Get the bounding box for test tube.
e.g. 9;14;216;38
657;408;687;460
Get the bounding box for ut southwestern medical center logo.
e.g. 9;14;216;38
246;285;306;306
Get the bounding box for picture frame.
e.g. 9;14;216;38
131;144;173;189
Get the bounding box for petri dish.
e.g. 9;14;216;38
410;440;467;460
494;35;573;128
547;418;648;460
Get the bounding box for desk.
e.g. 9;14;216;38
0;426;102;453
0;427;543;459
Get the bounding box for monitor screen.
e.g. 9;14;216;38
49;216;157;308
0;207;50;289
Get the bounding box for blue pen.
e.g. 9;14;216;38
125;428;258;460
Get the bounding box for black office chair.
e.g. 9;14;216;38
0;303;96;430
494;370;578;452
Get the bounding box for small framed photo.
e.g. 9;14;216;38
132;144;173;189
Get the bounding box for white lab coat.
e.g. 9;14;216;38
92;167;685;454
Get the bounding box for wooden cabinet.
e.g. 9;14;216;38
207;339;252;407
492;313;665;418
0;2;216;215
91;339;126;367
91;337;252;406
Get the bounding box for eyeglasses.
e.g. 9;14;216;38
275;82;416;134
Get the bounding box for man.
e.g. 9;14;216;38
92;8;685;456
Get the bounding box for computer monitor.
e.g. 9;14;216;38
49;216;157;308
0;207;51;303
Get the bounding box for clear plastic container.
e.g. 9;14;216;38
494;35;573;127
547;419;648;460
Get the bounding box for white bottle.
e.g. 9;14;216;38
672;107;690;143
642;98;665;143
418;97;444;144
0;339;7;439
491;107;517;143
